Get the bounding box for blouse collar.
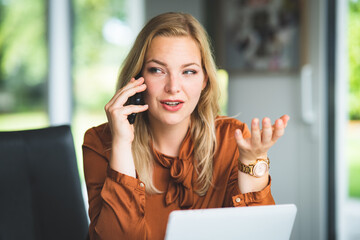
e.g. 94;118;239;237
150;127;196;208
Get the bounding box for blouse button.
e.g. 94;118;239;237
139;182;145;188
235;197;241;203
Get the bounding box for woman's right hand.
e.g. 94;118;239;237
104;77;148;144
104;77;148;177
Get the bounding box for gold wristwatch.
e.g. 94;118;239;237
238;157;270;178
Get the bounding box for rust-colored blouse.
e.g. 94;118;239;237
83;117;275;240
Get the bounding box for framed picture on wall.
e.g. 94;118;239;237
216;0;303;72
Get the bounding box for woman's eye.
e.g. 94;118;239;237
183;70;197;75
148;67;162;74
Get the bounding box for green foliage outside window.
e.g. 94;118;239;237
349;0;360;120
73;0;131;113
0;0;47;114
348;0;360;199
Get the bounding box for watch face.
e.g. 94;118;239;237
253;161;269;177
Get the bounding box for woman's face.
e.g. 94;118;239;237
142;36;207;128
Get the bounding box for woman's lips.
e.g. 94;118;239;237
160;100;184;112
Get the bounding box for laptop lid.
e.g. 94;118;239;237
164;204;297;240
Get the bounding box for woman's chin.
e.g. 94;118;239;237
148;113;190;128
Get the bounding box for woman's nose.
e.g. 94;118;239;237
164;74;180;94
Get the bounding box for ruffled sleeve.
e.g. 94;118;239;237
82;124;149;240
231;176;274;206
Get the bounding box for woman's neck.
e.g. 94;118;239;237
149;118;190;157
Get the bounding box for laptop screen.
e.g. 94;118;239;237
165;204;297;240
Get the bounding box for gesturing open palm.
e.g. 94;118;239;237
235;115;290;162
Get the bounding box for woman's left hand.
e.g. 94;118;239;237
235;115;290;163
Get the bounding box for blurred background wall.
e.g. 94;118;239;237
0;0;359;239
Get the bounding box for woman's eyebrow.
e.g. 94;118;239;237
146;59;167;67
145;59;201;68
182;62;201;68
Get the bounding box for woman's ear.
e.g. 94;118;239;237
202;75;208;90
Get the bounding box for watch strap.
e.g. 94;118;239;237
238;161;255;175
238;157;270;177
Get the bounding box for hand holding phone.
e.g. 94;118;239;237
127;92;145;124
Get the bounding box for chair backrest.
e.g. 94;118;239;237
0;125;88;240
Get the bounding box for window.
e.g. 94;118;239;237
348;0;360;200
0;0;48;130
72;0;144;180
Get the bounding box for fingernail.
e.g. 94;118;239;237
264;118;271;126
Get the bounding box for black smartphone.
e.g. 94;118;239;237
127;74;145;124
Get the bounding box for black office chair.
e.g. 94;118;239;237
0;125;89;240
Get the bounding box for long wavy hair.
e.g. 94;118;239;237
116;12;220;195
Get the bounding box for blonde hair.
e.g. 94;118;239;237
116;12;220;195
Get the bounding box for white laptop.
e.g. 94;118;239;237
164;204;297;240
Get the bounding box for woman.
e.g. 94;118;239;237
83;12;289;240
